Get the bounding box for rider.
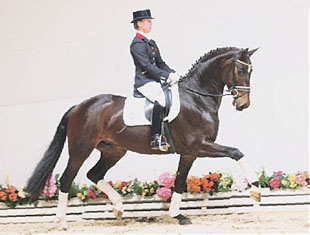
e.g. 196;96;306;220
130;9;180;151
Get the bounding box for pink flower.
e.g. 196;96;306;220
156;187;172;200
269;177;281;189
295;171;307;186
276;171;283;176
157;172;175;188
41;174;57;198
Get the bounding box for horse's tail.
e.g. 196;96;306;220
25;106;76;198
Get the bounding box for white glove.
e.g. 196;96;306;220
168;73;181;84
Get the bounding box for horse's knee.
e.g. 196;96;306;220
230;148;244;161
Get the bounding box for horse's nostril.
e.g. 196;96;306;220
236;103;249;111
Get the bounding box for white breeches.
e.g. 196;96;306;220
137;82;166;107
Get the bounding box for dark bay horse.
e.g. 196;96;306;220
26;47;259;228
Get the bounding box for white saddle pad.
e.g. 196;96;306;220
123;84;180;126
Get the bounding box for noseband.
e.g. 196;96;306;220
228;59;252;98
227;50;252;98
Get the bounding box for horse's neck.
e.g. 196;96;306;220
187;62;225;96
181;60;226;112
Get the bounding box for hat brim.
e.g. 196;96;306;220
131;16;154;23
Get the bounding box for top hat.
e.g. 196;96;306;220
131;9;154;23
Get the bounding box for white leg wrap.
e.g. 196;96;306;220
97;179;123;218
97;179;122;204
55;191;68;229
237;157;259;184
169;192;182;217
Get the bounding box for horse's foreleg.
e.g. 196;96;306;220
197;141;261;201
237;157;261;202
170;154;197;225
97;180;123;219
88;149;127;220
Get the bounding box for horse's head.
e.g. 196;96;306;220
224;48;259;111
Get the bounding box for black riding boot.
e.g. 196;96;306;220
150;101;170;151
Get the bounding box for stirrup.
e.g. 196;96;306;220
150;135;170;152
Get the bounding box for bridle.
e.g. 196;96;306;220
228;50;252;98
180;50;253;98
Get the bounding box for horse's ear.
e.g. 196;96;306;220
241;48;249;58
248;48;259;57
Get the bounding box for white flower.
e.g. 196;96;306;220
18;190;26;199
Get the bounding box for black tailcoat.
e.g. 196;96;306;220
130;33;175;89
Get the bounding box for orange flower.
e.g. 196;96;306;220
186;176;201;193
0;191;6;201
8;193;17;202
6;186;16;194
210;172;219;181
187;183;201;193
201;175;215;192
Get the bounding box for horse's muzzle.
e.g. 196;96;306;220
233;97;250;111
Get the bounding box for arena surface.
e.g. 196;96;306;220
0;210;309;234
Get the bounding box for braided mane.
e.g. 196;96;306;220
183;47;238;79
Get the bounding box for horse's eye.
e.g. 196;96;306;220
238;68;244;75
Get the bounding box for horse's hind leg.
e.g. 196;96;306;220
56;141;96;229
87;146;127;219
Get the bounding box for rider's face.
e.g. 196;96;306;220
138;19;152;34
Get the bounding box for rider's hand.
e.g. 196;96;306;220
168;73;181;84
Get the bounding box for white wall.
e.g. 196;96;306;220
0;0;309;187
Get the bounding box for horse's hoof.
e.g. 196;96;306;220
250;186;262;202
54;217;68;230
174;214;192;225
113;208;123;220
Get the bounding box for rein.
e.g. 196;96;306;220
179;52;252;98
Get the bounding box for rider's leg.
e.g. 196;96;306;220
150;101;170;151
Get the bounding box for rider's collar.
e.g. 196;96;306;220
136;31;150;40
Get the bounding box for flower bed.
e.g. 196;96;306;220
0;170;309;209
0;188;309;224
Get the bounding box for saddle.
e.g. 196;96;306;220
132;86;172;122
123;83;180;127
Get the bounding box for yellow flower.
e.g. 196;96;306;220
288;174;296;182
115;181;122;188
77;193;85;200
81;184;87;189
289;181;297;189
281;179;288;186
150;188;155;194
5;174;9;185
142;189;149;196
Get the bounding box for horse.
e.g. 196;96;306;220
26;47;259;228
